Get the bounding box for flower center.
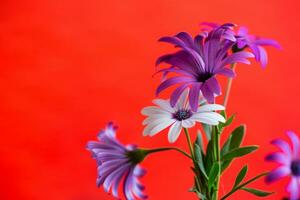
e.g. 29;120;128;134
197;72;213;82
173;109;192;121
291;160;300;176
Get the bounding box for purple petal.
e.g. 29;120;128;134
219;51;254;67
189;83;202;112
206;77;221;95
158;36;186;48
265;152;290;165
156;76;196;96
176;32;194;48
201;84;215;103
170;84;190;107
287;131;300;158
237;26;249;36
265;166;290;183
124;169;135;200
257;46;268;68
215;68;236;78
254;38;281;49
287;177;300;200
271;138;292;157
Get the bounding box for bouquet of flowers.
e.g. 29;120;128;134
86;22;299;200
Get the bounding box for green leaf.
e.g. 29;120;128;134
242;187;274;197
189;187;207;200
221;146;258;161
221;135;232;157
196;130;204;153
194;144;208;179
208;162;220;188
223;114;235;127
202;123;212;141
229;125;245;149
221;125;245;157
220;125;247;173
205;140;214;172
233;165;248;188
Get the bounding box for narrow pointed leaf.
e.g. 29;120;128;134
202;123;212;140
194;144;208;179
233;165;248;188
205;140;214;172
221;146;258;161
223;114;235;127
229;125;245;149
242;187;274;197
208;162;220;188
196;130;204;153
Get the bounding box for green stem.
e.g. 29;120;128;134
143;147;192;159
215;127;221;200
184;128;203;196
220;172;268;200
223;63;237;107
184;128;194;159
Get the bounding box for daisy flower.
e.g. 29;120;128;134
141;89;225;143
87;122;147;200
265;131;300;200
156;23;254;111
236;26;281;68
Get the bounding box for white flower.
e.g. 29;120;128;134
141;89;225;143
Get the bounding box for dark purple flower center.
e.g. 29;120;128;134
291;160;300;176
173;109;192;121
197;72;213;82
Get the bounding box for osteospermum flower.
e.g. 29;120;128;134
265;131;300;200
141;89;225;143
156;23;254;111
236;26;280;68
87;122;147;200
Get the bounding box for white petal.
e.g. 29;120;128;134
197;104;225;112
148;119;175;136
193;112;225;123
152;99;175;112
192;116;219;125
181;119;196;128
168;122;182;143
142;116;171;125
175;88;189;110
143;118;170;136
141;106;170;116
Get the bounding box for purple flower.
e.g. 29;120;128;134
265;131;300;200
156;23;254;111
236;26;281;68
87;122;147;200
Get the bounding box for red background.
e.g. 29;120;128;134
1;0;299;199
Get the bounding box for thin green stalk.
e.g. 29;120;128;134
220;172;268;200
215;127;221;200
184;128;195;159
223;63;237;107
143;147;192;159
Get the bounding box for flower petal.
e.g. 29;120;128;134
287;177;300;200
265;152;291;165
265;166;290;183
181;119;196;128
287;131;300;158
156;76;196;96
168;122;182;143
197;104;225;113
189;83;202;112
271;138;292;158
152;99;175;112
170;83;190;107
